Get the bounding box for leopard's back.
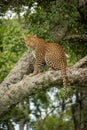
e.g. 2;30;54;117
45;43;66;69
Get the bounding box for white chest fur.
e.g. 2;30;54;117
32;50;36;58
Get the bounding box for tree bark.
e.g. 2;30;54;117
78;0;87;23
50;21;68;42
19;119;25;130
7;120;15;130
72;103;79;130
65;35;87;42
0;52;87;117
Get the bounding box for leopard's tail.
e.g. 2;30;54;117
61;63;67;99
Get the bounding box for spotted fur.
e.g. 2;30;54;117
24;35;67;98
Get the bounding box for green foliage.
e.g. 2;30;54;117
27;1;77;40
33;110;74;130
0;19;26;82
0;104;29;123
33;116;58;130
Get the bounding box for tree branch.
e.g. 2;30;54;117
0;67;87;117
65;35;87;42
73;55;87;68
50;21;68;42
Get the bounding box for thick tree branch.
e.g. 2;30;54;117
0;66;87;117
65;35;87;42
73;55;87;68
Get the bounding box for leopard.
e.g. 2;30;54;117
24;35;67;99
